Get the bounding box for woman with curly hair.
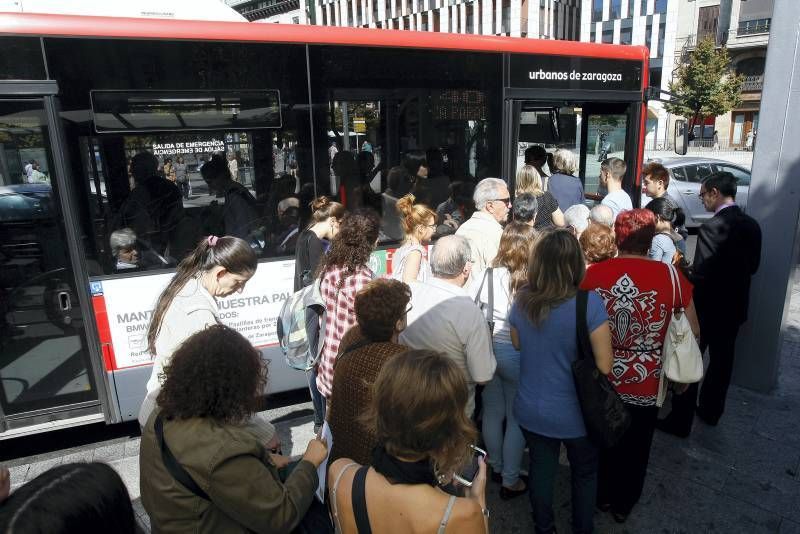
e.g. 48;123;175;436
472;221;536;500
328;350;489;534
327;279;412;465
140;325;330;534
579;221;618;266
314;209;380;403
392;194;436;284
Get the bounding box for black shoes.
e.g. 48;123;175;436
656;417;691;438
696;407;720;427
499;484;528;500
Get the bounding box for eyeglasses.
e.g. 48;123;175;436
698;190;708;199
490;198;512;207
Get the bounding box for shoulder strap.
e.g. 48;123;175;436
331;462;359;533
155;414;210;501
351;465;373;534
473;268;490;305
575;290;592;361
487;268;495;334
437;495;458;534
667;263;683;311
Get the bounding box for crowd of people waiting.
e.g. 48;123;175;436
0;150;761;534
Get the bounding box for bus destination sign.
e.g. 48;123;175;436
509;56;642;91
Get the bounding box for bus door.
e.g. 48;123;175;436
0;89;105;436
504;100;638;201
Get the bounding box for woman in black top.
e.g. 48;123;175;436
514;165;565;230
294;196;345;291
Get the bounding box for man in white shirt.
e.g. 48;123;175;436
599;157;632;220
400;235;496;417
455;177;509;274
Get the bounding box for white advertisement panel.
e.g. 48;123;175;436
96;260;295;369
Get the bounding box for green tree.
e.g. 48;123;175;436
665;37;743;135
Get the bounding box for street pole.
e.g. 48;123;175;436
733;0;800;392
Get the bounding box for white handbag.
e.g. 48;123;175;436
657;264;704;407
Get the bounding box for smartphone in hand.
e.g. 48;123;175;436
453;445;486;487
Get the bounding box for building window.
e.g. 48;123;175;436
654;0;667;14
649;67;661;88
628;0;635;18
738;18;771;35
602;29;613;43
620;26;632;45
292;16;299;23
592;0;603;22
640;0;647;16
610;0;621;19
657;22;665;58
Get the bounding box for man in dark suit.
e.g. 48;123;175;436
658;171;762;437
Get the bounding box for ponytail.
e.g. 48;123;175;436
308;196;345;228
146;236;257;354
396;194;435;237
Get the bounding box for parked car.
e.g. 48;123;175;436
641;157;750;229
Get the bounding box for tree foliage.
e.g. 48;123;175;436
665;37;743;130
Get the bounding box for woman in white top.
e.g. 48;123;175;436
138;236;274;441
644;197;685;265
472;222;537;499
391;194;436;284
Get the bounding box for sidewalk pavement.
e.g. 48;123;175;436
5;282;799;533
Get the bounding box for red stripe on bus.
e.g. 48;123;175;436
91;294;117;371
0;13;649;61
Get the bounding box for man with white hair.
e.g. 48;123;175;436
455;177;510;273
564;204;591;238
400;235;496;417
590;204;615;228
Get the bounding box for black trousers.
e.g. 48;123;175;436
597;404;659;516
669;323;741;430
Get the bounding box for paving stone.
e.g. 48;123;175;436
92;442;126;463
124;438;141;458
61;449;95;464
107;456;141;500
24;456;63;482
722;468;800;517
7;463;29;487
649;433;733;492
780;519;800;534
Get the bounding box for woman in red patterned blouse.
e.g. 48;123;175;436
580;209;700;523
315;209;380;403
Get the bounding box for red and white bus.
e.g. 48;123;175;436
0;12;649;437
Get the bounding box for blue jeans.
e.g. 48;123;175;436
308;366;326;429
521;429;598;534
481;342;526;487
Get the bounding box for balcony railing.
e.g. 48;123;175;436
737;18;771;36
741;75;764;92
683;33;724;49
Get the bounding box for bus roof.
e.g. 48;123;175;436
0;12;649;62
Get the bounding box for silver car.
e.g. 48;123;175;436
641;157;750;229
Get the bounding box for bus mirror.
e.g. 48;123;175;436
674;120;688;155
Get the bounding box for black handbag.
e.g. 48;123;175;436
572;290;631;448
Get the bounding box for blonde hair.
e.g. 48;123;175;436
515;165;545;197
552;149;578;175
396;194;435;237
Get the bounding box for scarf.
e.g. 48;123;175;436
370;445;437;486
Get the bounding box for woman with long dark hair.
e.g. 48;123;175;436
510;229;613;534
314;209;380;405
644;196;685;265
137;236;266;435
294;196;345;291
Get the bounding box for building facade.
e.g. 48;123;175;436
580;0;679;147
228;0;582;40
674;0;771;149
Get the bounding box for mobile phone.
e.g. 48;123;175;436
453;444;486;487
